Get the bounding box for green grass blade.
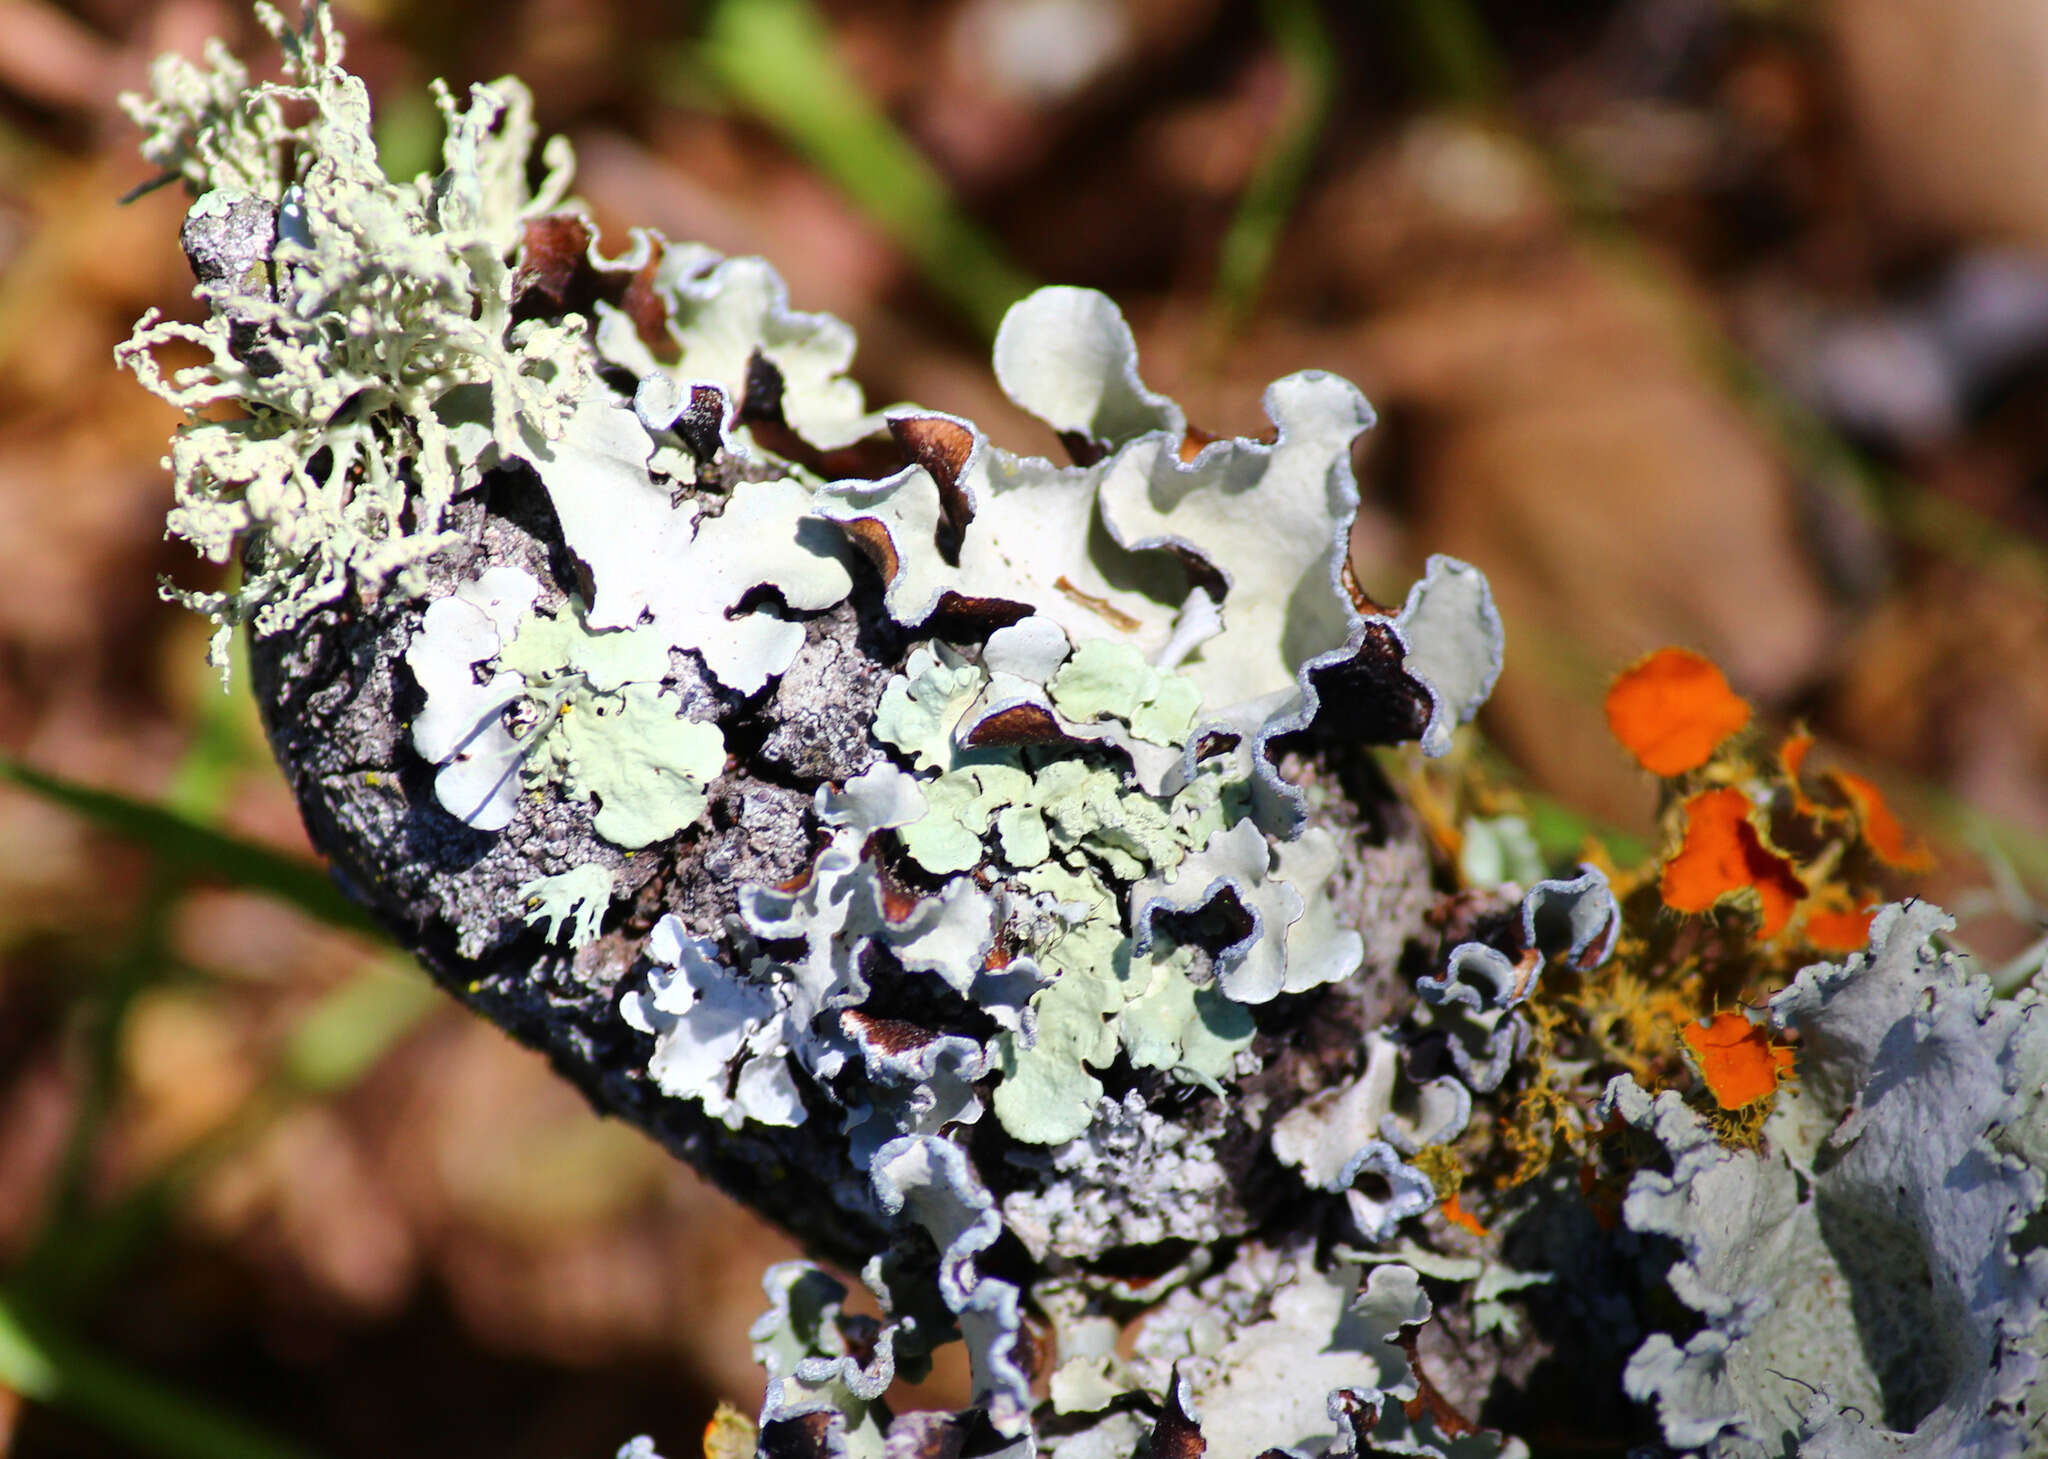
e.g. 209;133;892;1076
697;0;1037;338
1388;0;1503;110
1208;0;1338;339
16;960;439;1314
283;959;442;1094
0;754;375;937
0;1290;320;1459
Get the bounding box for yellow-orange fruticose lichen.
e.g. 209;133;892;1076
1605;647;1752;776
1660;787;1807;938
1680;1011;1795;1110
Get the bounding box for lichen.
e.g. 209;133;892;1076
1609;901;2048;1458
749;1262;914;1459
120;3;583;669
871;1135;1033;1437
521;398;855;697
406;572;727;847
139;17;2041;1459
618;914;807;1130
516;862;614;949
599;251;884;453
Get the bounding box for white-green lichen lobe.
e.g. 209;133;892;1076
516;862;614;950
405;571;727;848
522;399;855;697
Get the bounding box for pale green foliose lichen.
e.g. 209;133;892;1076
517;862;615;949
500;607;726;849
130;20;1562;1458
404;570;726;847
866;635;1264;1145
1048;638;1201;746
133;27;2048;1459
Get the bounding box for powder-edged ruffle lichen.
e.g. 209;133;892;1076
1606;902;2048;1459
124;10;2048;1459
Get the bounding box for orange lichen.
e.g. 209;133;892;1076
1802;897;1878;953
1779;732;1812;783
1453;645;1939;1191
1605;648;1752;776
1440;1191;1489;1238
1578;1161;1624;1231
1680;1011;1794;1110
1829;771;1934;871
1660;788;1807;938
1576;967;1693;1086
1778;730;1833;820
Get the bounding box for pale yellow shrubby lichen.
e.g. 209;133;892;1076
119;2;585;669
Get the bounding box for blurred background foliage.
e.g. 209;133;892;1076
1;0;2047;1454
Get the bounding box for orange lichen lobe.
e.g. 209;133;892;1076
1605;648;1752;776
1660;788;1807;937
1680;1011;1794;1110
1829;771;1934;871
1441;1191;1489;1238
1779;732;1812;783
1778;730;1831;819
1802;898;1878;953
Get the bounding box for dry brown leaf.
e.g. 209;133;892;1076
1832;0;2048;249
